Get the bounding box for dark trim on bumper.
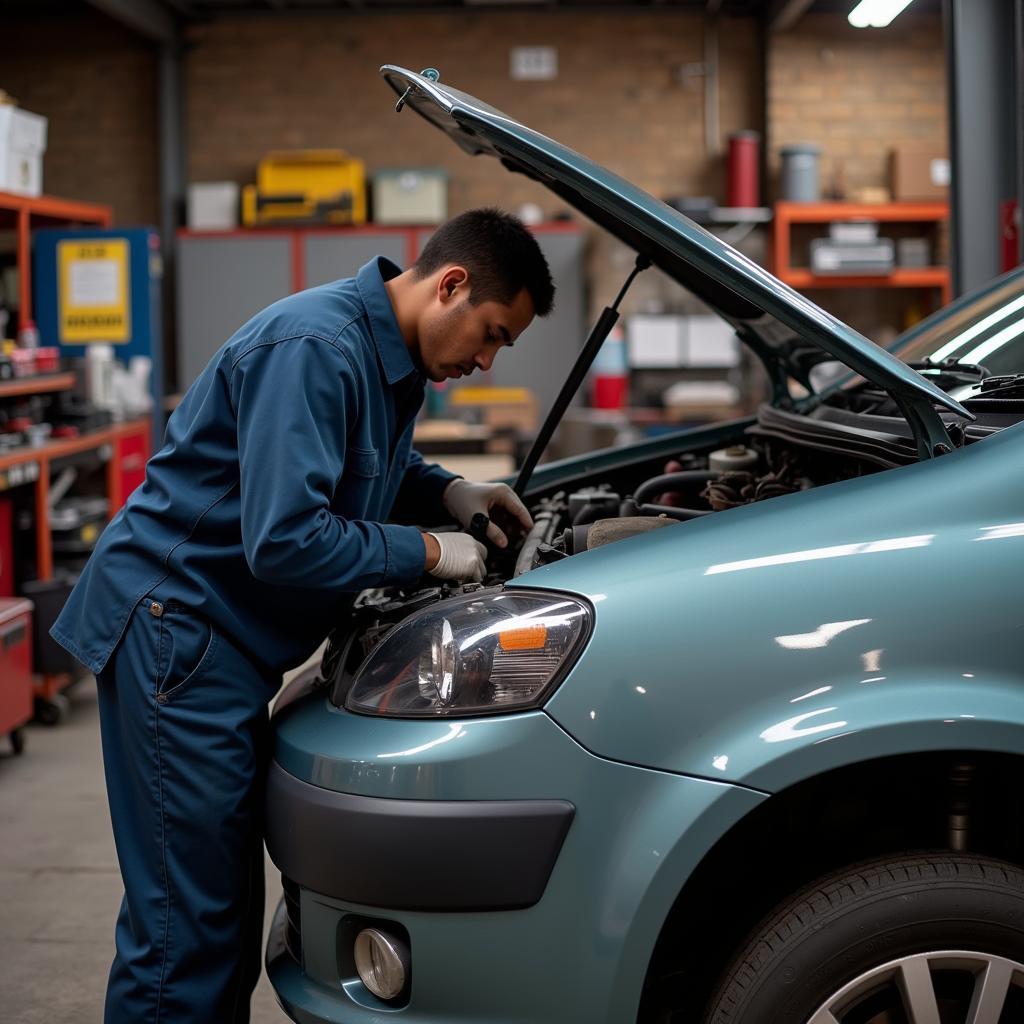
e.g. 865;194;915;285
265;761;575;911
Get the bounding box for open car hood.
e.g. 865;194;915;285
381;65;970;443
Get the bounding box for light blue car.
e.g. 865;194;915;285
265;66;1024;1024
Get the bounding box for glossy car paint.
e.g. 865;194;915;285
268;704;763;1022
532;421;1024;792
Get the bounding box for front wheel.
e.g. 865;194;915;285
704;854;1024;1024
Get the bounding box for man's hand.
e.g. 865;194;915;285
423;532;488;581
442;480;534;549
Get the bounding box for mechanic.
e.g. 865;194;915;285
50;208;555;1023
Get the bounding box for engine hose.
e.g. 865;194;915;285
572;501;609;526
633;470;719;507
636;502;713;521
514;509;559;577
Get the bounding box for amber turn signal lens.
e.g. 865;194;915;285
498;624;548;651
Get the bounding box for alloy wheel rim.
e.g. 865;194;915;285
808;950;1024;1024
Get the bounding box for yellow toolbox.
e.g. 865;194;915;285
242;149;367;226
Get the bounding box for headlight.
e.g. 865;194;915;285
345;590;591;717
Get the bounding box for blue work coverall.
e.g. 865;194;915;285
51;256;457;1022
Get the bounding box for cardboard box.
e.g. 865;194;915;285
0;105;47;197
889;146;950;201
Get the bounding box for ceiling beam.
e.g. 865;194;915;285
83;0;178;42
766;0;816;33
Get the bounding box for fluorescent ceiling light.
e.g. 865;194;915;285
848;0;916;28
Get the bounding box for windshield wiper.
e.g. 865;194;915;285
908;357;990;391
513;254;650;498
974;373;1024;398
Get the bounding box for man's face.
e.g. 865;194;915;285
417;269;536;383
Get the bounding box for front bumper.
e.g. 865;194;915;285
266;761;574;911
265;695;764;1023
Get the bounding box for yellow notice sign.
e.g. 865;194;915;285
57;238;131;344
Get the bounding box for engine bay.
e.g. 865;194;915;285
319;370;1024;706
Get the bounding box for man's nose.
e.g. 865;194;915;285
475;351;494;371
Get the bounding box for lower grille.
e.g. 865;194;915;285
281;875;302;964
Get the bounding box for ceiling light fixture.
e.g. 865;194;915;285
848;0;916;28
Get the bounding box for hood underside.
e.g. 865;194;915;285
381;65;970;436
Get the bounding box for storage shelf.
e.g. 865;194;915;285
0;372;76;400
0;418;150;581
780;268;950;290
774;201;949;223
773;201;951;307
0;191;111;224
0;191;112;333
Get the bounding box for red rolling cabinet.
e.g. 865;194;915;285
115;428;150;505
0;597;33;754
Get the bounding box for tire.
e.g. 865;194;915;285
9;727;24;754
703;853;1024;1024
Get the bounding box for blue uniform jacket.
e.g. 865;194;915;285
52;257;457;675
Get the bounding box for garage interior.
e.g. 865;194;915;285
1;1;1023;1021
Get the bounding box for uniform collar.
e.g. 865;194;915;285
356;256;419;386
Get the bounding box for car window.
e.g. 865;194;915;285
893;270;1024;374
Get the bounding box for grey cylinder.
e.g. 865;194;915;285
780;144;822;202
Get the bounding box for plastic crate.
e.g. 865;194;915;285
372;168;447;225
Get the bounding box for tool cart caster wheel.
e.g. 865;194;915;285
9;728;25;754
35;693;69;726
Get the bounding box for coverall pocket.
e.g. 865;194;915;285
332;446;381;519
155;603;219;701
349;447;380;479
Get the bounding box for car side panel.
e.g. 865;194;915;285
531;422;1024;792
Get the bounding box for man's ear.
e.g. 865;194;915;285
437;265;469;303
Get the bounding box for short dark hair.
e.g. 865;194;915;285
414;208;555;317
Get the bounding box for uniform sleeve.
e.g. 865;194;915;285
388;448;460;526
231;337;426;590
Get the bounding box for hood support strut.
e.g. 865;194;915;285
514;255;650;498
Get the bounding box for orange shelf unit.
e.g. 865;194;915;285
0;191;113;332
0;372;76;400
773;201;951;306
0;417;150;581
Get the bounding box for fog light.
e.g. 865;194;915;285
353;928;409;1000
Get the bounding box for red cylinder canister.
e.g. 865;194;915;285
727;130;760;208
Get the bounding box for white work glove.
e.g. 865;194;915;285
442;479;534;549
426;532;488;581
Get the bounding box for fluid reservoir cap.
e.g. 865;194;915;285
708;445;759;474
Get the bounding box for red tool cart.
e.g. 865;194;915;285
0;597;34;754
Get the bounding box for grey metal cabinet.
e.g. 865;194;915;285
175;226;585;414
303;232;408;289
176;234;293;388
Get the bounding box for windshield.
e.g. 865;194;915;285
891;267;1024;374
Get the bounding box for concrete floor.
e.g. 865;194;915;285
0;678;291;1023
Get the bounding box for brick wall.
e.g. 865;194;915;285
185;11;762;215
768;12;946;200
2;11;159;225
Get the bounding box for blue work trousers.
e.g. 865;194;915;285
96;592;279;1023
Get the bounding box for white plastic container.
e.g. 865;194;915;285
187;182;240;230
0;106;47;197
